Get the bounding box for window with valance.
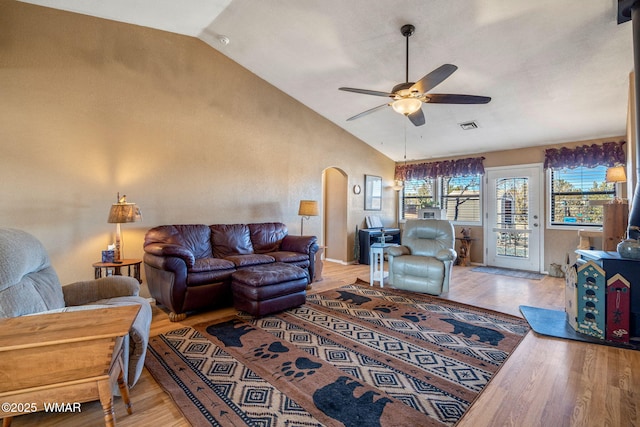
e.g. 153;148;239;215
396;157;485;224
543;141;625;169
394;156;486;181
544;141;626;227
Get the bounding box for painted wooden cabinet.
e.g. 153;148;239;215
576;250;640;338
576;261;606;339
606;274;631;343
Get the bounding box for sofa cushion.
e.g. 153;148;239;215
144;225;213;260
269;251;309;263
190;257;235;273
233;278;307;299
249;222;287;254
231;263;309;287
225;254;275;268
187;258;236;286
211;224;254;258
187;270;235;286
391;254;445;278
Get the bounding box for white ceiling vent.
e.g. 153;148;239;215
459;121;478;130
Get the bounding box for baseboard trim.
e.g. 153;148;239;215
325;258;349;265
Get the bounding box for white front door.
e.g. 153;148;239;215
485;165;543;272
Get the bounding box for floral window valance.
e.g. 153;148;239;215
395;156;485;181
543;141;625;169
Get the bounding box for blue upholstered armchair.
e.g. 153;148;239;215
387;219;457;295
0;228;152;388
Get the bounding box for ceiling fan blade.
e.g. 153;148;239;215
425;94;491;104
339;87;395;97
411;64;458;94
407;108;425;126
346;103;390;121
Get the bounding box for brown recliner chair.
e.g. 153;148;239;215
387;219;457;295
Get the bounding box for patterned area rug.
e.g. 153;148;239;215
145;283;530;426
471;266;545;280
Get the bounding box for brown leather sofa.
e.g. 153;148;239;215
143;222;318;321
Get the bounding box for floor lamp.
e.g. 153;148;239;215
107;193;142;263
298;200;318;236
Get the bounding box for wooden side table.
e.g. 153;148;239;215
313;246;326;285
455;237;475;266
0;305;140;427
93;259;142;283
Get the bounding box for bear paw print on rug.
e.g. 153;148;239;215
372;304;398;313
280;357;322;380
253;341;289;359
401;312;428;322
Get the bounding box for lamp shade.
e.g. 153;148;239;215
298;200;319;217
391;98;422;115
108;195;142;223
606;166;627;183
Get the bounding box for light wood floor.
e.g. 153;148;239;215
8;262;640;426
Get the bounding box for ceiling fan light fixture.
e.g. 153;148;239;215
392;98;422;116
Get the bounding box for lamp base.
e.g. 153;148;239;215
112;260;123;264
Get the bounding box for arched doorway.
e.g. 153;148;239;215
322;167;348;263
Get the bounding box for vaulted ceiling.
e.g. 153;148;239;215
21;0;634;162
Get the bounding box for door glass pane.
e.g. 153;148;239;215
495;177;529;258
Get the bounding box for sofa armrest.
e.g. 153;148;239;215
143;243;195;267
62;276;140;307
436;248;457;261
281;235;318;254
388;245;411;257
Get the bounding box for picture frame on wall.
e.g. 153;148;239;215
364;174;382;210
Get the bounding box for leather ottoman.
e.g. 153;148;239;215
231;263;309;316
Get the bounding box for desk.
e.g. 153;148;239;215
93;259;142;283
358;228;401;264
0;305;139;427
370;243;397;287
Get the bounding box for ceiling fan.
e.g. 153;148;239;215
339;24;491;127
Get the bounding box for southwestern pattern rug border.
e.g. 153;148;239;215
146;283;530;427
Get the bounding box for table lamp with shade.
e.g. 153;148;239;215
606;165;627;203
107;193;142;263
298;200;318;236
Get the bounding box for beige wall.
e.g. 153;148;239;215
0;1;396;284
401;136;627;271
